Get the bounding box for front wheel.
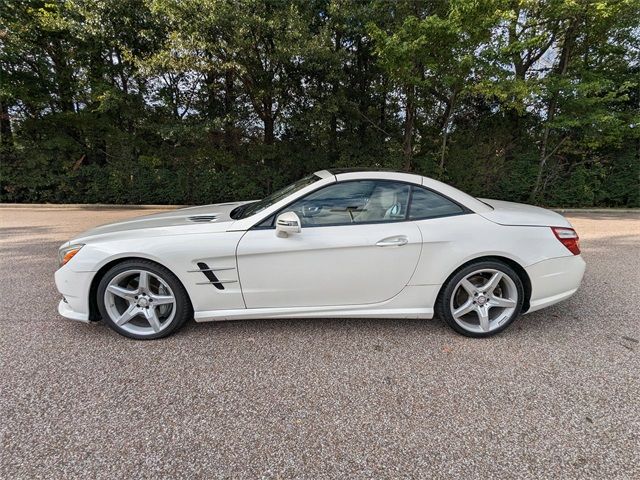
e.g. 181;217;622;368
436;260;524;338
97;260;191;339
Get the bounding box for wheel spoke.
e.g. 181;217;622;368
490;296;517;308
453;300;475;319
138;271;150;292
144;308;162;333
483;272;503;294
460;279;477;295
107;285;137;301
150;294;174;306
116;305;139;326
104;268;178;336
476;305;490;332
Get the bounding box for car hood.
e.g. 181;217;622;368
478;199;571;227
71;201;252;242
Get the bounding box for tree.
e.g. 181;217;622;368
1;0;638;207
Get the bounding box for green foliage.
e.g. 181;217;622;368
1;0;639;207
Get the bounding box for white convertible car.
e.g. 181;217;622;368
55;169;585;339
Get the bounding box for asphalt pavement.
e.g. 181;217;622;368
1;206;638;479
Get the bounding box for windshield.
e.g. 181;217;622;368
231;174;320;219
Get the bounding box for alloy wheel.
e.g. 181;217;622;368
103;269;177;336
449;268;518;334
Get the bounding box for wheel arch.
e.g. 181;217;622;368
88;256;193;321
435;255;532;313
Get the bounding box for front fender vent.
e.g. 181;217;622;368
196;262;224;290
188;215;217;223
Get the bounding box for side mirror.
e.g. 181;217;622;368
275;211;301;238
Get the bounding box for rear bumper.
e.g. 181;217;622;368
525;255;586;313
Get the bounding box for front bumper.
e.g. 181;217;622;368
54;266;95;322
58;299;90;323
525;254;586;313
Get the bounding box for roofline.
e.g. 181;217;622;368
313;169;335;180
325;167;406;175
314;168;492;214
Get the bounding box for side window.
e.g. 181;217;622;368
408;186;464;219
286;180;410;227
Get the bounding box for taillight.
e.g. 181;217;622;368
551;227;580;255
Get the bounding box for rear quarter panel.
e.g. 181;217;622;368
409;214;571;286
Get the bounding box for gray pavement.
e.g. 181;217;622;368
1;207;639;479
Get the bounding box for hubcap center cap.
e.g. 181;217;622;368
137;297;149;308
476;295;487;306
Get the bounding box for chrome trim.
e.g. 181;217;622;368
196;280;238;285
188;267;236;273
277;220;298;226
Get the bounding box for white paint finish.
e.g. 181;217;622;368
74;201;247;239
58;300;90;322
479;198;572;227
195;306;433;321
54;170;586;330
54;267;94;319
314;169;335;180
525;255;586;312
63;231;247;313
410;214;572;286
526;288;579;314
236;222;422;308
336;170;423;184
194;285;439;321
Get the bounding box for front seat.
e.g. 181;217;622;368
356;186;399;222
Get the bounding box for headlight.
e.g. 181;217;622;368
58;244;84;267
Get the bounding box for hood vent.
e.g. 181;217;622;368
188;215;218;223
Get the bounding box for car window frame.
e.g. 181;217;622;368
231;173;321;220
250;179;472;230
407;185;468;221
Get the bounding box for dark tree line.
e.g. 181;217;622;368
1;0;639;206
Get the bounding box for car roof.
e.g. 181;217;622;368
326;167;405;175
313;169;492;213
315;168;422;182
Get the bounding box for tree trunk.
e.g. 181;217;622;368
263;115;275;145
380;78;387;142
49;42;76;113
223;69;236;149
88;48;107;166
329;111;338;161
531;19;578;202
0;99;13;148
439;89;457;173
402;84;415;171
329;32;341;162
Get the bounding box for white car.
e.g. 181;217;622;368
55;169;585;339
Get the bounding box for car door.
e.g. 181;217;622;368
236;180;423;309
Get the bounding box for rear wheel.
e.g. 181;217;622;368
97;260;191;339
436;260;524;338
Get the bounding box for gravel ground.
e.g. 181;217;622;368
1;207;638;479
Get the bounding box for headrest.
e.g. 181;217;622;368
370;187;397;209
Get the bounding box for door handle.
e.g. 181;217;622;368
376;236;408;247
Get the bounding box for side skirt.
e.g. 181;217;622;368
194;306;434;322
193;284;440;322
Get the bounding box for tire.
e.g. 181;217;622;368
97;259;192;340
435;260;524;338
